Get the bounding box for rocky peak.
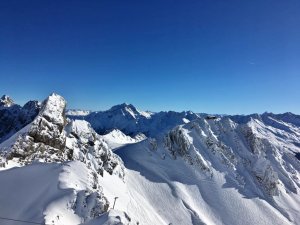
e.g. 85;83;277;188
0;94;67;162
110;103;136;111
0;95;14;107
38;93;66;125
109;103;140;119
22;100;41;120
28;93;67;151
23;100;40;111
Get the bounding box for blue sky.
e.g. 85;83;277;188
0;0;299;114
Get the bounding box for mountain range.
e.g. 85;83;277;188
0;93;299;225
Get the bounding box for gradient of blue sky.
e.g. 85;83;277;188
0;0;299;114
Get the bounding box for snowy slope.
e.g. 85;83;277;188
104;116;300;225
0;161;105;225
114;142;295;225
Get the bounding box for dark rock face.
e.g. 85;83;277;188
0;97;41;143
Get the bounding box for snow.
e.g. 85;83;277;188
0;161;85;225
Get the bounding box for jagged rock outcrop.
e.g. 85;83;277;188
164;125;212;175
165;126;191;157
253;158;279;196
65;120;124;178
1;94;67;162
0;93;124;178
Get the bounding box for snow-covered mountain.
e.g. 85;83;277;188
0;95;40;143
0;94;126;225
70;103;200;137
0;94;300;225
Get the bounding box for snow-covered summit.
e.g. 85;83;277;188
0;95;14;107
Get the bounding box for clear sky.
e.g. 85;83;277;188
0;0;299;114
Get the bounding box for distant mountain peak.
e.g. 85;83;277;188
0;95;14;107
110;102;137;111
108;103;142;119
